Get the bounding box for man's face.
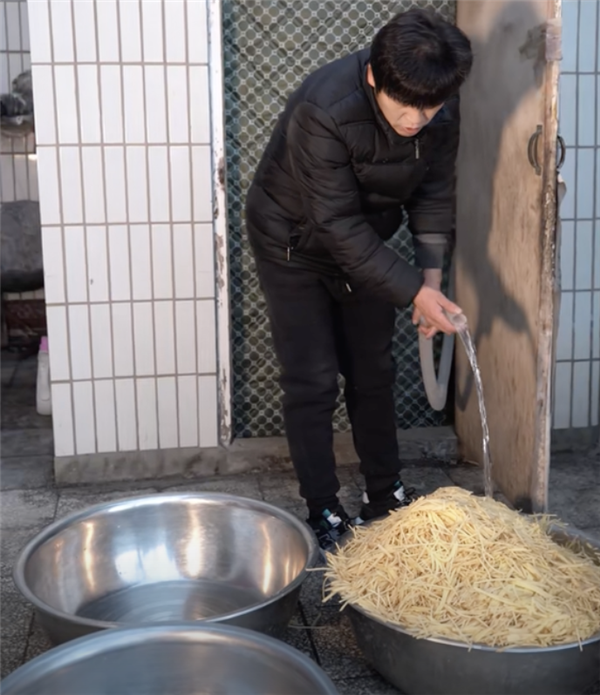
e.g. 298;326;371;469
367;64;443;137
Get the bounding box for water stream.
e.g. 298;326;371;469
450;314;493;497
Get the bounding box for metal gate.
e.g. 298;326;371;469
223;0;456;438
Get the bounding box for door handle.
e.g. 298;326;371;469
527;125;542;176
556;135;566;171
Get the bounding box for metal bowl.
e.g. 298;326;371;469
340;526;600;695
14;493;318;644
0;623;339;695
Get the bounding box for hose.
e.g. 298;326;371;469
418;254;457;412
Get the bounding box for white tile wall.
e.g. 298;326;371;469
45;304;70;380
51;382;74;455
157;376;179;448
90;304;113;379
73;380;96;454
49;0;73;64
173;225;195;298
108;225;131;301
115;378;137;451
54;65;79;144
195;225;216;299
94;379;117;453
104;147;127;223
125;146;147;222
178;374;199;447
96;0;119;63
154;301;176;375
130;225;152;300
555;0;600;430
68;304;92;380
137;376;158;450
111;303;134;377
133;302;155;377
175;300;196;373
119;0;141;63
59;147;83;224
151;225;173;299
72;0;96;63
36;145;60;222
123;65;145;144
165;0;186;64
198;373;218;445
29;0;220;456
86;226;110;302
64;226;88;302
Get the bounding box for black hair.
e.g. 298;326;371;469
370;8;473;108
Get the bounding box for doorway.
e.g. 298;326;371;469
1;0;50;481
221;0;456;438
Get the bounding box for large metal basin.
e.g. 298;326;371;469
13;493;318;644
340;525;600;695
0;623;339;695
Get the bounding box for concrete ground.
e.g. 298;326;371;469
1;352;599;693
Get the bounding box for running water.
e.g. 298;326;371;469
447;312;493;498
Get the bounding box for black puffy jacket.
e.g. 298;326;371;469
245;48;460;308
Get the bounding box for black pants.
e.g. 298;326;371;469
256;258;401;514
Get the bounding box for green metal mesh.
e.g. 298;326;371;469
223;0;456;437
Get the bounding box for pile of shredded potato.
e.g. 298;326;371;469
325;487;600;649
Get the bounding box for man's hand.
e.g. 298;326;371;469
412;269;462;339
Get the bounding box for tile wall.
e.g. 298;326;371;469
27;0;219;457
554;0;600;431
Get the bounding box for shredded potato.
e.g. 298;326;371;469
324;487;600;649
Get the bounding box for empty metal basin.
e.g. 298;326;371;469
14;493;318;644
0;623;339;695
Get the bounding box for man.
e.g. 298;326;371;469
245;8;473;551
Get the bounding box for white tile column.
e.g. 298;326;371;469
27;0;223;462
554;0;600;434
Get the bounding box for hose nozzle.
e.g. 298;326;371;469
444;310;467;332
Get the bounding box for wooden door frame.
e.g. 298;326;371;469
455;0;562;512
208;0;233;446
531;0;561;510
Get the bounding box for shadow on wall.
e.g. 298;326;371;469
455;0;544;413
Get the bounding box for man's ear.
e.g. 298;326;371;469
366;63;376;89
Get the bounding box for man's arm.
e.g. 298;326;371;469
286;101;423;308
405;96;460;274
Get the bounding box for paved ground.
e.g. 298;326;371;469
2;352;599;693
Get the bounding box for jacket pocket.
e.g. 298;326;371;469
287;223;310;258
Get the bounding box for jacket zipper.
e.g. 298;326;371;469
414;138;420;160
287;226;305;261
287;234;300;261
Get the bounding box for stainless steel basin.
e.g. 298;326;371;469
340;525;600;695
0;623;339;695
13;493;318;644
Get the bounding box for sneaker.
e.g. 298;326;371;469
356;481;417;524
307;505;353;554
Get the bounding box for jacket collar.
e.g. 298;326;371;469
358;49;400;145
